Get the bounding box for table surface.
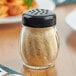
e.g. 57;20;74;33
0;4;76;76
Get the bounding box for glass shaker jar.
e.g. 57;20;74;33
20;9;59;70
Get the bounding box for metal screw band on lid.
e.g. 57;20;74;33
22;9;56;28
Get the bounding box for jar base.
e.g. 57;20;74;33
23;65;57;76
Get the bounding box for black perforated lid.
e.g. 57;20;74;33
22;9;56;28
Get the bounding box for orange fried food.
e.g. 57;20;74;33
32;1;37;8
6;0;23;6
0;0;37;17
0;5;8;18
8;5;26;16
0;0;6;5
0;14;8;18
7;0;16;2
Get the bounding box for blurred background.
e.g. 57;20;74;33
0;0;76;18
0;0;76;24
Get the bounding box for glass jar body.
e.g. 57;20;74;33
20;26;59;70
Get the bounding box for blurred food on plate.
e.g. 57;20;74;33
0;0;37;18
0;5;8;17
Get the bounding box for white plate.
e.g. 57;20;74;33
66;10;76;30
0;0;55;24
0;16;22;24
